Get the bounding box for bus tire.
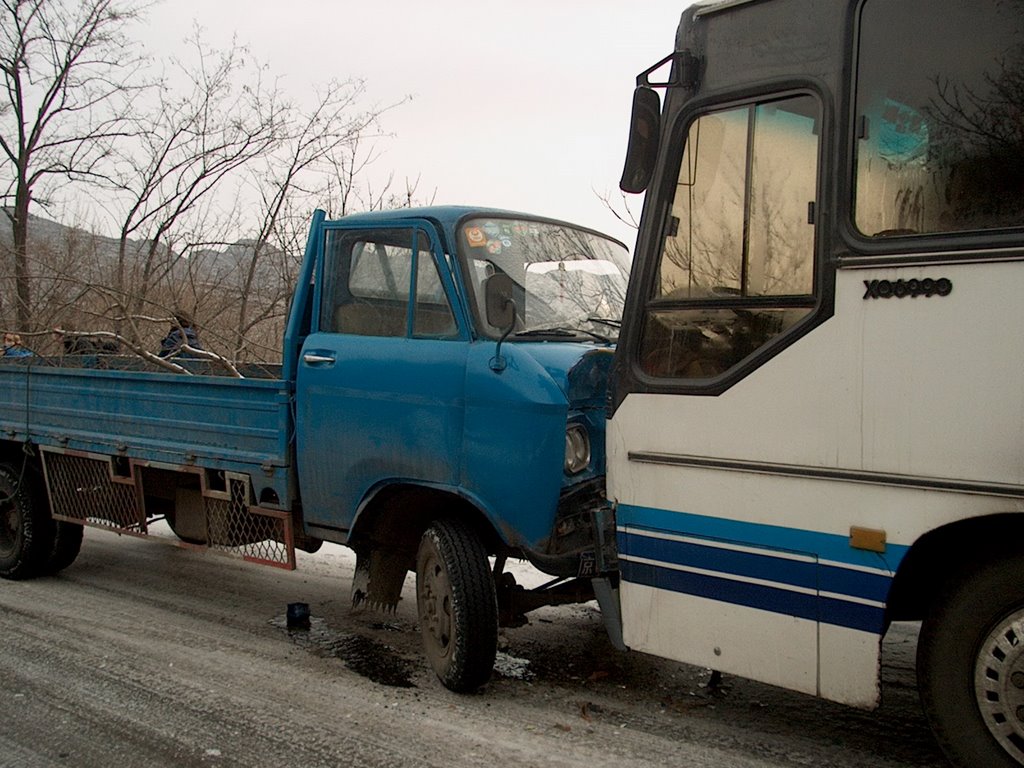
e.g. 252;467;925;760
0;462;54;580
415;519;497;693
918;553;1024;768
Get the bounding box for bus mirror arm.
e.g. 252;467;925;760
619;51;700;194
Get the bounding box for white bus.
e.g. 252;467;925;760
606;1;1024;766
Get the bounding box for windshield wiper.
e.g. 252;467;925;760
587;316;622;329
515;326;612;344
515;327;576;337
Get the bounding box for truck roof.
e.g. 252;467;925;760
329;206;625;246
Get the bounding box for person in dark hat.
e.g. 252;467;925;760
158;312;204;358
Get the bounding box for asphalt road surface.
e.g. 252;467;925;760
0;529;949;768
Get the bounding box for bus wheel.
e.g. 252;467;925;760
415;519;497;692
918;554;1024;768
0;462;54;580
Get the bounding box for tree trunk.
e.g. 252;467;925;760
12;179;32;331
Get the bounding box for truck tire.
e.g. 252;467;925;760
918;554;1024;768
22;464;84;575
415;519;498;692
42;520;83;575
165;510;207;546
0;462;54;580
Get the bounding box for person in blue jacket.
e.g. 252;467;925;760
2;332;32;357
158;312;203;358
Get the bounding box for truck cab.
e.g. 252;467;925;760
291;207;630;689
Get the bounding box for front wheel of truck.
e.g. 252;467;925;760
0;461;54;579
416;519;498;692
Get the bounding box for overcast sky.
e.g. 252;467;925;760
139;1;692;250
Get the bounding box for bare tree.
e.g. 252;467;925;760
105;28;286;339
1;6;432;370
596;187;641;233
322;127;434;218
0;0;146;330
228;79;383;360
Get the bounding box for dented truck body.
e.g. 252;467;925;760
0;205;631;691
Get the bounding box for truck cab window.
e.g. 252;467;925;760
322;228;457;338
640;94;820;380
854;0;1024;236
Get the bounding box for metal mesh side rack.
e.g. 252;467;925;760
41;449;295;569
43;451;144;531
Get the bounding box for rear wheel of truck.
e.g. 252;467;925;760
0;462;54;580
42;520;83;575
918;554;1024;768
24;464;84;575
415;519;498;692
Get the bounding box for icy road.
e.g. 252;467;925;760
0;531;947;767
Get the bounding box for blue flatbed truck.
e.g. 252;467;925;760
0;205;631;691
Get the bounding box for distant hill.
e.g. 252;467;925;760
0;209;287;288
0;208;150;267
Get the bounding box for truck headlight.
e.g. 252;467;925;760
564;424;590;474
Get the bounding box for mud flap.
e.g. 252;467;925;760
592;576;627;651
351;547;409;612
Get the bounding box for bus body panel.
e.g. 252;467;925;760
610;255;1024;705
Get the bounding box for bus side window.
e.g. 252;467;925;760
853;0;1024;237
639;94;820;381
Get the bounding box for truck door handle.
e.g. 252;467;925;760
302;352;336;365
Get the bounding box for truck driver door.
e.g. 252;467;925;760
295;221;468;537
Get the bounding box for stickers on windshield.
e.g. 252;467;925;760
465;226;487;247
486;240;502;254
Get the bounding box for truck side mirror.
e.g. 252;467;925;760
619;86;661;194
484;273;517;331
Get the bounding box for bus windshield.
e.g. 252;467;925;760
457;217;631;341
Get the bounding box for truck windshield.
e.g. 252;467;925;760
458;217;631;341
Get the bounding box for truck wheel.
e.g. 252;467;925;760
23;465;84;575
165;511;207;546
43;520;83;575
415;519;498;692
918;554;1024;768
0;462;54;580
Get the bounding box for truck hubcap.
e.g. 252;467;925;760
418;553;453;659
975;609;1024;760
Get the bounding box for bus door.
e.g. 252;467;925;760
608;91;893;706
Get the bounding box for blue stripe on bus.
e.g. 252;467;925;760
619;529;893;604
620;559;887;634
617;503;909;571
820;562;891;603
622;530;818;589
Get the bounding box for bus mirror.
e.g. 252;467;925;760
619;86;661;194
